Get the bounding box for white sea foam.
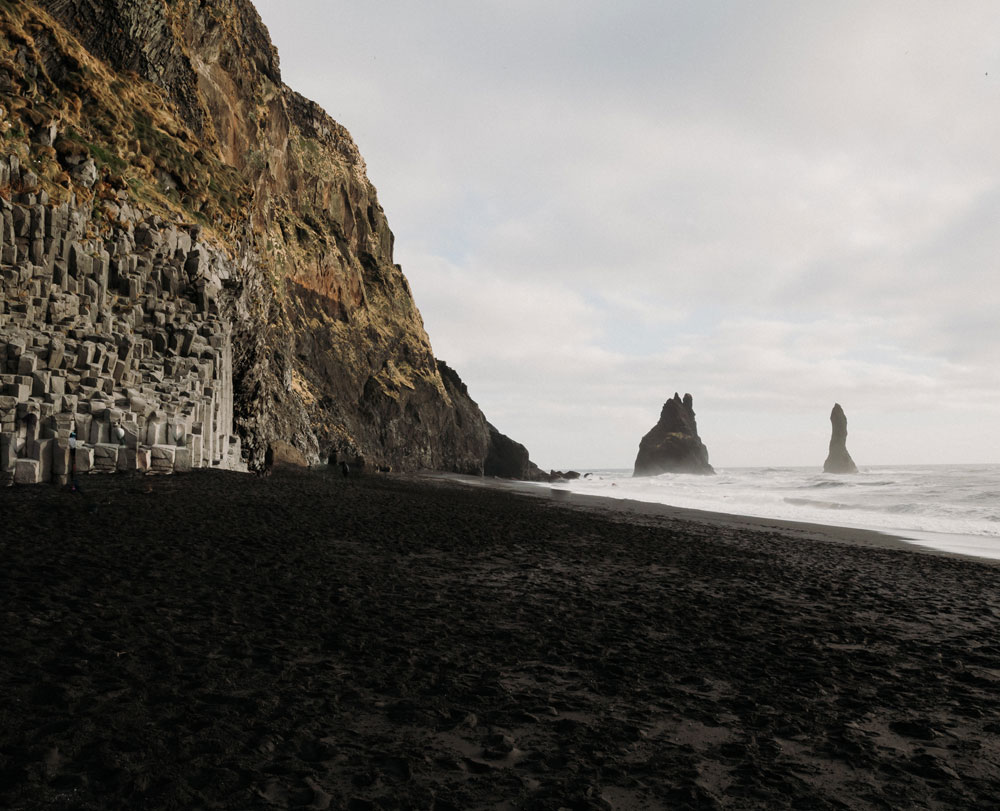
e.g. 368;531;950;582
543;464;1000;561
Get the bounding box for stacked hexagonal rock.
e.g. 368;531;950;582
0;154;245;485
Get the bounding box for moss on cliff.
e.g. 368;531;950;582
0;1;253;235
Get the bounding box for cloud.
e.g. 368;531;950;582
256;0;1000;468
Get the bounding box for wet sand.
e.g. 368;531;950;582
429;472;925;554
2;468;999;809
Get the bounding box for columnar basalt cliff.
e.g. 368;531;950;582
633;392;715;477
0;0;533;482
823;402;858;474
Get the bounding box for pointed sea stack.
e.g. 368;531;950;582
823;403;858;474
633;393;715;477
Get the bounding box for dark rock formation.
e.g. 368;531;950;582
267;440;308;469
484;424;549;481
633;393;714;476
0;0;546;481
823;403;858;474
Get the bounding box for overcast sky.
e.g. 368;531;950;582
254;1;1000;469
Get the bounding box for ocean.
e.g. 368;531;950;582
543;464;1000;561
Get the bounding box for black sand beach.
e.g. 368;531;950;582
1;468;999;810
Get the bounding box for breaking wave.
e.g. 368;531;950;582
541;464;1000;561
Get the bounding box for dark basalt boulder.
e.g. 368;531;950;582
823;403;858;474
633;393;714;476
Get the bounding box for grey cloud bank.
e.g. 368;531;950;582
255;0;1000;469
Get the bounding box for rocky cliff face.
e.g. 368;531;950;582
633;393;714;477
0;0;530;482
823;403;858;474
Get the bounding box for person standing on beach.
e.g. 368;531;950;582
68;430;79;492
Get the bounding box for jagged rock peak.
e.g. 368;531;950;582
633;392;714;477
823;403;858;474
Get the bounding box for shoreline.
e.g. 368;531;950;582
422;471;998;564
3;467;1000;809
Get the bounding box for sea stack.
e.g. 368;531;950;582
823;403;858;474
633;393;715;477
